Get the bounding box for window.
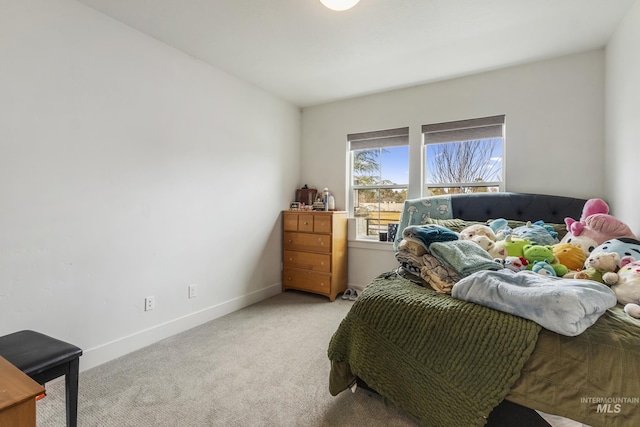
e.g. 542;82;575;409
348;127;409;240
422;115;505;195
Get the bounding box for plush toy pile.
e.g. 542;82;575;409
457;198;640;317
393;197;640;316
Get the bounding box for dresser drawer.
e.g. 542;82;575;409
283;213;315;232
283;232;331;253
298;214;314;232
313;215;332;233
283;250;331;273
282;268;332;294
283;213;299;231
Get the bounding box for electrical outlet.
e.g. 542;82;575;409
188;284;197;299
145;296;155;311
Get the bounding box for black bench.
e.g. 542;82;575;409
0;330;82;427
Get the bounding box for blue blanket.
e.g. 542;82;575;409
402;224;458;250
429;240;503;277
452;270;617;336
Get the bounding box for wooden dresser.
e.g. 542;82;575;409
282;210;348;301
0;356;44;427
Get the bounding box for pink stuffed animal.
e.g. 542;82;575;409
564;198;609;236
561;198;637;252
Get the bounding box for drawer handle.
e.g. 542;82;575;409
289;258;293;261
288;240;292;243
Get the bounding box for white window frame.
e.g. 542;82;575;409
421;115;505;194
348;127;409;240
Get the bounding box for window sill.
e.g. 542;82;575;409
348;238;396;251
347;218;396;251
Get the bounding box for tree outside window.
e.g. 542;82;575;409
422;115;505;195
425;138;502;195
352;146;408;237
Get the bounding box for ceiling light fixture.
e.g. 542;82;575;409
320;0;360;11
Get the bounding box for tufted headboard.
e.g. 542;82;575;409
448;192;587;224
393;192;589;251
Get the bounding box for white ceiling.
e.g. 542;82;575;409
75;0;635;107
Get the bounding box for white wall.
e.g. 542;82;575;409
605;0;640;236
0;0;300;370
302;50;606;288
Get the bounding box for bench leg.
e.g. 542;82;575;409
65;358;80;427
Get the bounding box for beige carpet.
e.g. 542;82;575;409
36;290;421;426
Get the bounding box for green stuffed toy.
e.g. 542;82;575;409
522;244;569;276
494;235;531;257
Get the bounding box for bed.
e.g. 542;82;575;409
328;192;640;427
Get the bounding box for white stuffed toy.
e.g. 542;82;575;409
561;234;599;257
471;235;507;260
606;259;640;318
502;256;529;272
460;224;496;242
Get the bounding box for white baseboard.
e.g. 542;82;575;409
78;283;282;372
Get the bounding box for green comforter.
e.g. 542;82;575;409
327;270;541;427
508;304;640;427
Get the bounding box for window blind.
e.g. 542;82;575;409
348;127;409;151
422;115;504;144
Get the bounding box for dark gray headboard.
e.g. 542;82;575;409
449;192;587;224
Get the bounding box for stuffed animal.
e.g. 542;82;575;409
601;256;636;285
531;260;557;276
470;235;492;251
561;198;637;249
502;256;529;272
471;235;507;259
561;234;599;257
608;260;640;318
496;235;531;257
581;213;638;243
488;218;512;240
511;221;559;246
522;244;568;276
552;242;587;271
569;252;620;284
590;238;640;267
625;305;640;318
459;224;496;242
565;198;609;236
